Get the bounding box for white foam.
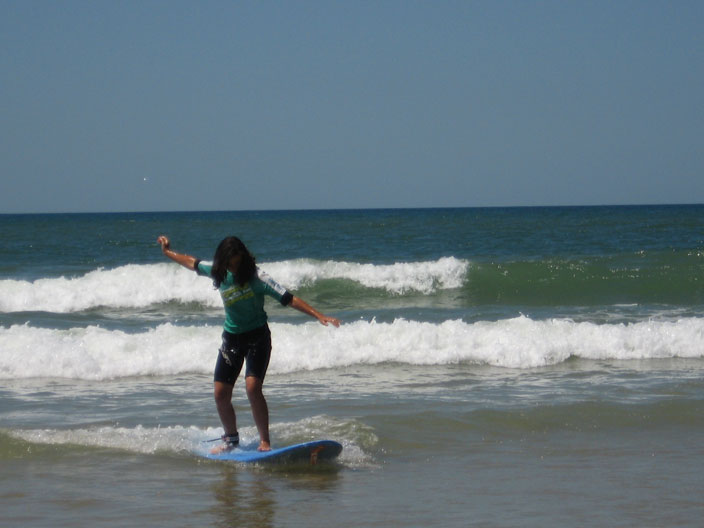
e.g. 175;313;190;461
0;258;470;313
0;322;218;380
11;424;211;455
262;257;469;294
0;263;221;313
10;418;375;467
2;316;703;380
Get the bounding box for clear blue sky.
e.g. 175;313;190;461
1;0;703;213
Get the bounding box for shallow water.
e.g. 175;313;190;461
3;359;704;526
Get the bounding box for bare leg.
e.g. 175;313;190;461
214;381;237;436
246;376;271;451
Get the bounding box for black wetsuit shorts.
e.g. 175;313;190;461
214;325;272;385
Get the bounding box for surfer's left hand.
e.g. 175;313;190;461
319;315;341;327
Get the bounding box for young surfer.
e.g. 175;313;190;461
156;235;340;453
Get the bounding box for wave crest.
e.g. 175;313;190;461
0;258;470;313
2;316;702;380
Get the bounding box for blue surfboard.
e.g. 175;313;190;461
203;439;342;464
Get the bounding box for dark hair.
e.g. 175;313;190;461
211;236;256;288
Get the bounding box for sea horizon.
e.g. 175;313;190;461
2;201;703;217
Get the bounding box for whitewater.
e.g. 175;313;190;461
3;316;703;380
0;258;469;313
2;254;704;379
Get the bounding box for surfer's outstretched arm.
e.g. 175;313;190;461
157;235;197;270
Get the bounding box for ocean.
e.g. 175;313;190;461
1;205;703;527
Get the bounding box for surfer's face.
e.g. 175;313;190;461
227;254;242;273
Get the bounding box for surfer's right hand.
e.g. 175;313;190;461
157;235;170;252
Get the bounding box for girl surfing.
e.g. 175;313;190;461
157;235;340;453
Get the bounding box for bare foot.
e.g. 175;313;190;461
257;441;271;452
210;443;236;455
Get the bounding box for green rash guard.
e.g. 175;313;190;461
195;260;293;334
